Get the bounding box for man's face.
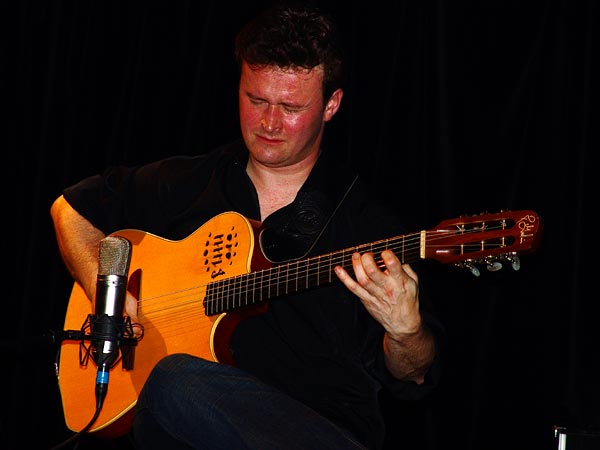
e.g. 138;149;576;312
238;62;341;169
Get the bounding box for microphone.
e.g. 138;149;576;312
91;235;132;409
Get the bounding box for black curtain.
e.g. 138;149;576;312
5;1;598;449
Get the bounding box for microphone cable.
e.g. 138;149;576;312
48;407;101;450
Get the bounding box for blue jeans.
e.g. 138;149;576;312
131;353;370;450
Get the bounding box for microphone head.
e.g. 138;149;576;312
98;236;132;276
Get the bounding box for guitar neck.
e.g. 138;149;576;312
203;232;423;315
202;209;542;316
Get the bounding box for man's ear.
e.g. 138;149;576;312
324;88;343;121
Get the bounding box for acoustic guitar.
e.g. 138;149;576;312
57;209;543;438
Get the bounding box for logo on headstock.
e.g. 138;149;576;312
516;213;538;244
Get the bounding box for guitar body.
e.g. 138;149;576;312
58;211;268;437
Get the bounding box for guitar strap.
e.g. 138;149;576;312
302;173;359;257
260;159;359;263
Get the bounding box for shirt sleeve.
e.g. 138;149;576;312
62;162;163;235
62;142;248;237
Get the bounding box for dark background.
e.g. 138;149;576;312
5;1;598;449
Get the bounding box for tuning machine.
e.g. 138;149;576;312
457;260;482;277
490;253;521;271
455;252;522;276
503;253;521;271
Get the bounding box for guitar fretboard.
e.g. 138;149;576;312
203;232;422;315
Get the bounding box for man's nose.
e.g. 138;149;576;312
261;105;282;132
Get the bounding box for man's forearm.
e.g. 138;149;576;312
383;325;436;384
50;195;105;301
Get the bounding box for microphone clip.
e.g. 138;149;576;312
78;313;143;371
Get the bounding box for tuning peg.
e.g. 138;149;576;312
505;254;521;271
486;260;503;272
460;262;480;277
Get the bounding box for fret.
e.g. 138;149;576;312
292;260;299;293
401;235;405;263
284;262;290;295
303;259;309;290
233;277;239;308
267;267;273;300
248;271;256;307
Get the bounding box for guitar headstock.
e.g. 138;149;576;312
424;210;543;276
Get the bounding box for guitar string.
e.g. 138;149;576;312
204;218;521;307
203;226;512;314
133;220;521;331
130;233;411;334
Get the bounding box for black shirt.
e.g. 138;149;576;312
63;139;444;449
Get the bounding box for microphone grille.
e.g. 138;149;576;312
98;236;132;276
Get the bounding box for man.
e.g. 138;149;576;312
51;4;443;449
